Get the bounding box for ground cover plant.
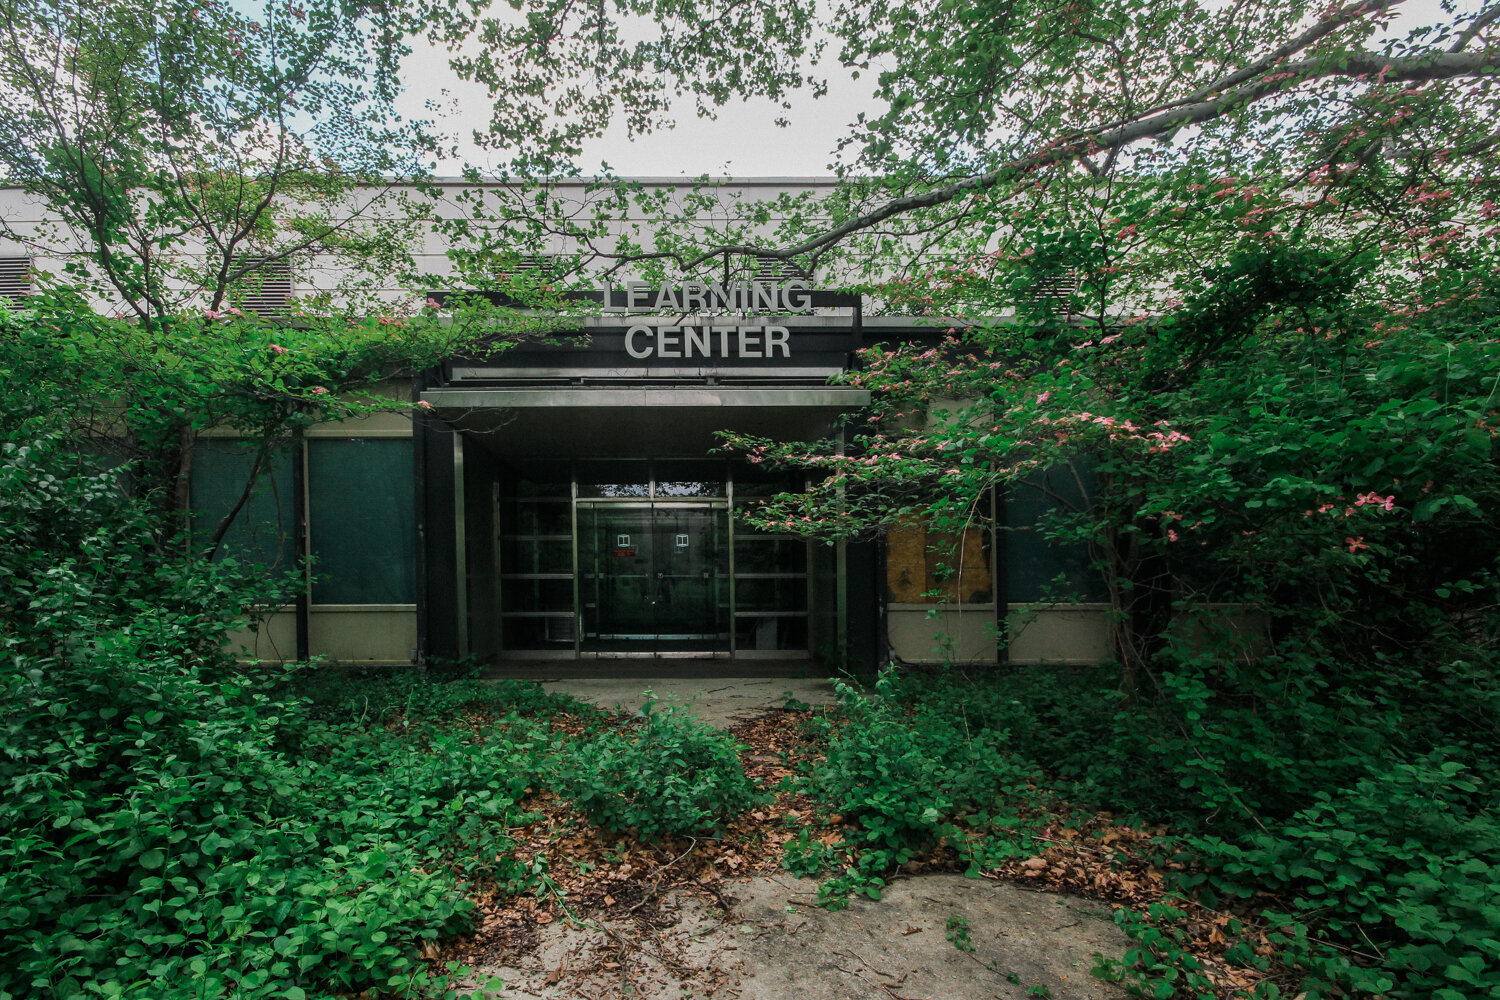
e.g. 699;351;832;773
779;663;1500;1000
555;697;768;841
0;437;781;997
0;447;558;998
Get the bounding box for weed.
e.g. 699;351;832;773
945;914;975;953
556;699;767;840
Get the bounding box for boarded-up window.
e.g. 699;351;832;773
885;518;993;604
0;257;31;305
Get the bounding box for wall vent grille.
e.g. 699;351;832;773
751;254;811;282
1028;269;1082;304
234;258;293;316
0;257;31;305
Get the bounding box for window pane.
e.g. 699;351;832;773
1006;464;1107;602
510;501;572;536
500;577;575;613
734;537;808;574
732;463;803;498
655;459;726;497
736;615;808;651
190;439;295;569
735;577;808;612
506;460;571;499
578;459;649;497
308;438;414;604
501;538;574;574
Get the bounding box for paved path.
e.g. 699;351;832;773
517;674;838;728
484;661;838;728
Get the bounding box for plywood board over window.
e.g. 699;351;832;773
885;518;993;604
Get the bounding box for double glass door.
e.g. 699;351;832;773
579;503;728;651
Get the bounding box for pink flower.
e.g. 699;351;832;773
416;400;433;410
269;343;288;355
310;386;328;396
1166;529;1180;542
1347;537;1368;554
203;309;222;319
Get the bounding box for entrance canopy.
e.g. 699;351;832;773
419;386;870;457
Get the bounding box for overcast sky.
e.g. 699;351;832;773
397;0;1458;179
397;46;878;179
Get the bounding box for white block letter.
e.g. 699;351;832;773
738;325;762;358
764;325;790;358
626;325;653;358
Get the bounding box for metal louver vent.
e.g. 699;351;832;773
497;254;556;280
234;258;293;317
751;254;811;281
0;257;31;305
1028;268;1082;304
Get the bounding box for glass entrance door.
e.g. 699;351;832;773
579;503;729;652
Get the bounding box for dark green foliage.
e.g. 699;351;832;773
811;673;1043;861
0;440;545;998
556;699;766;840
297;666;595;725
821;665;1500;1000
787;671;1050;910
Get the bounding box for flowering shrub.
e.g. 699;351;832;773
734;245;1500;998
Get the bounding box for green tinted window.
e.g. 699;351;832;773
1005;463;1107;603
308;438;415;604
190;439;295;569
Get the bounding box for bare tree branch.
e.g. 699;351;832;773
679;46;1500;269
1451;2;1500;52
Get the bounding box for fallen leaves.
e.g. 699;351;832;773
431;707;833;976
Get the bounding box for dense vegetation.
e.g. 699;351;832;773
794;662;1498;1000
741;246;1500;999
0;438;764;998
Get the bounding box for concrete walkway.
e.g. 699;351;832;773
484;661;838;728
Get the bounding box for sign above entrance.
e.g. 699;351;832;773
600;279;813;314
439;283;862;381
607;280;810;362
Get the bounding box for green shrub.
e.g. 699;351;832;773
556;699;765;840
803;671;1046;881
814;665;1500;1000
298;665;593;724
0;442;546;999
1192;751;1500;1000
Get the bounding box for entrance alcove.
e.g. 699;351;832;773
425;386;870;663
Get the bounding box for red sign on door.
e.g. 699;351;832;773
612;548;636;558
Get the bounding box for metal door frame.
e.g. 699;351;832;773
575;499;731;652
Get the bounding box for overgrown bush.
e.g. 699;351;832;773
811;672;1042;862
556;698;765;840
0;440;547;999
815;664;1500;1000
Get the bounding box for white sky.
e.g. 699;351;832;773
398;47;879;179
397;0;1460;179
